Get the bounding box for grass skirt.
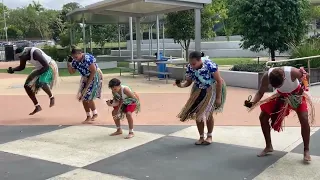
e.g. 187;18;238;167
77;68;103;101
177;81;227;122
25;60;59;94
248;91;315;132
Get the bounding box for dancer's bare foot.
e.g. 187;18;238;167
110;129;123;136
257;147;274;157
29;105;42;115
125;132;134;139
203;136;212;145
304;150;311;162
91;114;98;121
82;116;92;124
195;137;205;145
49;97;55;107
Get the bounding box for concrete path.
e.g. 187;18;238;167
0;72;319;180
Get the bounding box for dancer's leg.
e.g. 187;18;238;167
125;112;134;139
40;83;55;107
24;82;42;115
82;101;91;123
204;115;214;144
110;109;123;136
88;100;98;121
296;111;311;161
195;121;205;145
258;111;273;157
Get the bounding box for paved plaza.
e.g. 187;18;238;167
0;62;319;180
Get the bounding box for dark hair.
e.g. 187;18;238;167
108;78;121;88
189;51;202;61
269;68;284;87
15;47;24;54
201;52;205;57
71;45;82;54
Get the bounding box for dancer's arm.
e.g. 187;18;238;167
123;87;137;99
177;78;192;88
213;71;223;102
12;58;27;72
291;67;309;81
83;63;97;92
252;73;269;104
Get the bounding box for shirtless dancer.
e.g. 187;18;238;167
245;66;315;161
7;47;59;115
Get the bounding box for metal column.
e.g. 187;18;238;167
194;8;201;52
156;15;160;60
129;17;133;60
82;14;86;53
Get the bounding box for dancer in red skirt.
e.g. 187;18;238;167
245;66;315;162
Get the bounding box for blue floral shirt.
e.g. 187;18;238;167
185;58;218;89
71;53;98;77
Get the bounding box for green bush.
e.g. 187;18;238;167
230;63;267;72
41;45;69;62
288;38;320;68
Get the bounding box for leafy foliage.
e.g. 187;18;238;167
230;63;267;72
229;0;310;61
165;0;228;59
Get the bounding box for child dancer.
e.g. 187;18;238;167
107;78;140;139
175;51;227;145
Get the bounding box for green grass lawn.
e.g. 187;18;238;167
54;42;127;49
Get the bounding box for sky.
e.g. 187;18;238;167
4;0;101;10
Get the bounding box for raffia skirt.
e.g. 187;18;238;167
177;81;227;122
25;60;59;94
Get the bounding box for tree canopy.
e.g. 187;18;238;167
229;0;310;60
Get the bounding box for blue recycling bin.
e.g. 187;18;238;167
157;52;168;78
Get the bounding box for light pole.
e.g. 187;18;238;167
2;0;8;42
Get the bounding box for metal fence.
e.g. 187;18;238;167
0;46;5;61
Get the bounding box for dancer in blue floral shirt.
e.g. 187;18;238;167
175;51;227;145
67;46;103;123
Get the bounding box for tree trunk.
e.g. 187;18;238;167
270;49;276;61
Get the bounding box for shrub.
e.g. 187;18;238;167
288;38;320;68
230;63;267;72
41;45;69;62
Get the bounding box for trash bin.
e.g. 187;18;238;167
5;45;15;61
157;52;168;78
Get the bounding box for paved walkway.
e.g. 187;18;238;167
0;73;319;180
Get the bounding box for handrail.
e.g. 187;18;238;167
266;55;320;65
265;55;320;85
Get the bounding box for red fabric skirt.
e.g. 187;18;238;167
114;103;137;113
260;85;308;131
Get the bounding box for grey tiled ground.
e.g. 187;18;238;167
0;125;319;180
291;129;320;156
85;136;286;180
0;151;75;180
0;125;67;144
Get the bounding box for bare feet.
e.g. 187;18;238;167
91;114;98;121
195;137;205;145
257;147;274;157
203;136;212;145
49;97;55;107
82;116;92;124
29;105;42;115
125;132;134;139
110;129;123;136
304;150;311;162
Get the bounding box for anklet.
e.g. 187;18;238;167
92;109;98;115
207;133;212;137
86;112;91;117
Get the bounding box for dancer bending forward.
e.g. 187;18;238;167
107;78;140;139
7;47;59;115
67;47;103;123
245;66;315;161
175;51;226;145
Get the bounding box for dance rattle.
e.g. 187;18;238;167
244;95;253;108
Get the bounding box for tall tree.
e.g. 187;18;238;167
165;0;228;60
91;24;118;53
230;0;310;61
